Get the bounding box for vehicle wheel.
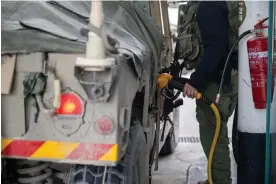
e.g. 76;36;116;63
160;127;177;156
68;120;149;184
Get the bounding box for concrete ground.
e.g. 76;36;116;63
151;72;237;184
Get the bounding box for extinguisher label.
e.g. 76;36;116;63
251;74;267;87
248;51;268;74
248;49;269;89
248;51;268;58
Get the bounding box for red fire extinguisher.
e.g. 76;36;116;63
247;17;275;109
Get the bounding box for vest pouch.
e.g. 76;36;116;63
178;33;201;70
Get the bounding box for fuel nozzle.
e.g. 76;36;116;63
157;73;202;99
157;73;186;91
157;73;173;89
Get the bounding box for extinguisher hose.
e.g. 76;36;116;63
216;29;253;103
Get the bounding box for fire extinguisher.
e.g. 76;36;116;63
247;17;275;109
216;17;276;109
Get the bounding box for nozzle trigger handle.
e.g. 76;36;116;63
173;98;183;108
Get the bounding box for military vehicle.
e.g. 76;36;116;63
1;1;181;183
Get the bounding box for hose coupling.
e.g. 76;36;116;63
215;94;221;104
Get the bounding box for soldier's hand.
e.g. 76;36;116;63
183;83;197;99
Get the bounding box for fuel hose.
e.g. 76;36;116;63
157;74;221;184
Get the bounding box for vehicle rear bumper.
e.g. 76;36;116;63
1;138;118;166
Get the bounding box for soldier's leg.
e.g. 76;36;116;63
196;71;238;184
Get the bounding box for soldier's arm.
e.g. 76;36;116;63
188;1;229;91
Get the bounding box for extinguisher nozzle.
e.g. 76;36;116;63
215;94;220;104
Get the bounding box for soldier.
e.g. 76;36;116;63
179;1;240;184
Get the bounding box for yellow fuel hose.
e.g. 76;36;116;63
195;93;221;184
157;73;221;184
192;93;221;184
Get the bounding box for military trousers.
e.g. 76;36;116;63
196;70;238;184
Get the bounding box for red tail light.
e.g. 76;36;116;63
95;115;114;135
56;92;83;115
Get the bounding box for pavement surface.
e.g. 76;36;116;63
186;151;237;184
151;80;237;184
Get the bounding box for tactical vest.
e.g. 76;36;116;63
177;1;241;70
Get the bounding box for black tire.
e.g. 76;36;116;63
232;103;239;164
160;127;178;156
68;120;149;184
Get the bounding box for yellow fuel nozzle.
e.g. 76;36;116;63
157;73;173;89
158;73;202;100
